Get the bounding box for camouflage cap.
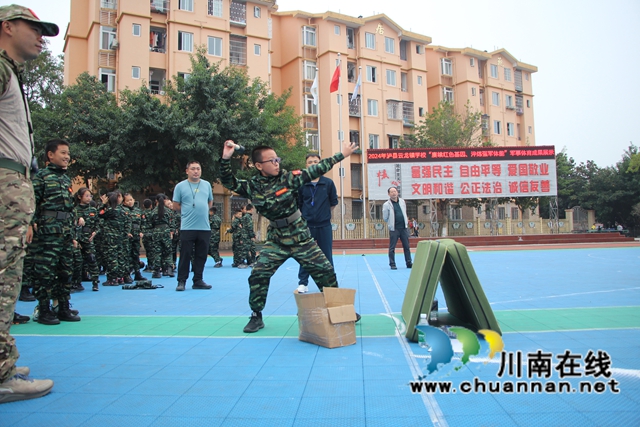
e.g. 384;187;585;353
0;4;59;37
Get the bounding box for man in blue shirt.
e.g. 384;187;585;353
296;154;338;293
172;161;214;291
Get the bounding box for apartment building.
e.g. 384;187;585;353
63;1;538;224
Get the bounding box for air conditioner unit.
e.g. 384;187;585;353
111;39;119;49
305;121;315;128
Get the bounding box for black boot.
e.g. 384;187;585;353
123;275;133;284
243;311;264;333
165;267;175;278
57;300;81;322
37;302;60;325
134;271;145;281
19;286;36;302
152;270;162;279
12;312;30;324
92;281;99;291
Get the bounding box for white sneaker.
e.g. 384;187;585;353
0;374;54;403
297;284;309;293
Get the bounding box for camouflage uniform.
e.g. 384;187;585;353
170;211;181;268
124;204;143;277
230;216;246;266
30;164;75;303
141;208;155;271
208;213;222;263
220;153;344;313
148;205;173;274
119;204;132;278
71;203;100;288
241;211;256;264
98;204;127;282
0;47;36;381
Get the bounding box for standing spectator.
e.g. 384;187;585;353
382;187;413;270
296;153;338;293
172;161;213;292
0;4;56;401
411;217;419;237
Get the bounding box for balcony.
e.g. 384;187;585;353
230;1;246;25
101;0;117;9
516;108;524;116
348;96;361;117
506;105;516;111
151;0;169;14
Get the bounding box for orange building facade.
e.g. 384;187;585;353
64;0;538;223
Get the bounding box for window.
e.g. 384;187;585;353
179;0;193;12
497;207;506;220
306;131;319;151
386;69;396;86
402;101;414;125
178;72;191;82
349;130;360;146
304;95;317;115
470;57;475;67
254;6;261;18
528;126;532;134
99;68;116;92
416;45;424;54
132;24;141;37
334;25;340;35
178;31;193;52
418;107;424;117
492;92;500;106
388;135;399;149
229;35;247;65
527;99;531;108
348;94;361;116
504;68;512;82
471;87;476;96
505;95;513;107
525;72;529;81
401;72;407;92
491;64;498;78
417;75;422;85
385;37;395;54
100;26;116;50
365;32;375;49
441;58;452;76
511;207;519;220
366;65;377;83
131;66;140;79
480;89;484;106
208;0;223;17
400;40;407;60
351;163;363;191
449;206;462;221
443;87;454;103
507;122;514;136
352;200;363;218
207;36;222;56
517;123;521;140
253;44;261;55
367;99;378;116
369;134;379;149
303;61;316;80
101;0;116;9
346;28;355;49
387;100;401;120
494;120;502;135
347;62;356;83
302;26;316;46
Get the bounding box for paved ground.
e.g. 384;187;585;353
3;243;639;426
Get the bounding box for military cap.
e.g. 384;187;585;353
0;4;59;37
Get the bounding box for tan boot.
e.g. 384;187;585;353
0;374;54;404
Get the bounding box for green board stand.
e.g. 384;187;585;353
402;239;502;342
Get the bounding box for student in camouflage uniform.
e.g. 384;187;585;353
115;191;133;284
0;2;57;402
208;206;223;267
98;192;127;285
149;194;174;278
170;209;180;271
71;187;100;292
220;139;358;333
241;204;257;265
28;139;80;324
141;198;155;272
123;193;145;281
229;208;247;268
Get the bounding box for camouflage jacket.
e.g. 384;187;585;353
148;205;172;229
98;204;127;234
31;164;74;235
230;217;244;240
73;203;98;242
220;153;344;244
241;212;255;239
124;205;143;235
209;213;222;238
141;209;153;234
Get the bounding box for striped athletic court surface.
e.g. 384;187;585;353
2;245;640;426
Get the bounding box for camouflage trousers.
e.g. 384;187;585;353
247;236;337;312
102;231;126;280
208;236;222;263
142;234;155;270
0;169;34;382
20;233;40;289
32;232;74;303
128;235;142;274
149;227;172;271
72;239;99;285
232;236;246;266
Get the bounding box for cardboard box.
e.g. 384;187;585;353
294;287;357;348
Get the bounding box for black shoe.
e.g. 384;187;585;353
165;267;175;278
139;260;146;270
355;313;361;323
123;275;133;284
243;311;264;333
406;262;413;269
231;264;238;268
57;301;81;322
176;281;186;292
134;271;145;281
52;303;79;316
102;279;118;286
214;261;222;268
390;265;397;270
192;280;212;290
12;312;30;324
19;286;36;302
92;281;99;291
37;303;60;325
152;271;162;279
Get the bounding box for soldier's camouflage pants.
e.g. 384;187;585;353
248;236;337;312
32;232;74;303
0;169;34;382
208;236;222;263
72;239;99;284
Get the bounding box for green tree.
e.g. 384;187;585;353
22;42;64;110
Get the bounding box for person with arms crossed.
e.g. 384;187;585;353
172;161;213;291
0;4;57;402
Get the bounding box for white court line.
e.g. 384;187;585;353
363;257;448;427
490;287;640;305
